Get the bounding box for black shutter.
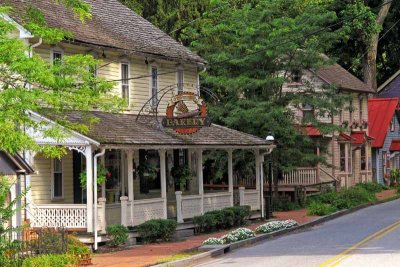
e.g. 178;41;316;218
72;151;83;203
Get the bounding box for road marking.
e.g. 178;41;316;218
319;220;400;267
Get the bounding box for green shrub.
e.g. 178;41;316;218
307;202;337;216
22;254;77;267
193;206;251;233
334;187;375;209
106;224;129;247
356;182;387;193
273;198;301;211
137;219;177;243
67;235;91;255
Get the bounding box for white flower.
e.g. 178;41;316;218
203;237;225;245
255;220;298;234
224;228;255;243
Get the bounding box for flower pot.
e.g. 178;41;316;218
76;253;92;266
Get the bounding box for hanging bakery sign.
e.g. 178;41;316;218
162;92;211;134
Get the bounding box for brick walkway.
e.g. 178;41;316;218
92;209;318;267
92;190;398;267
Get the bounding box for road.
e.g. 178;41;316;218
198;199;400;267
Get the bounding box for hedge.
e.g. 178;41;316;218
137;219;177;243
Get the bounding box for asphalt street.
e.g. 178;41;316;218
198;199;400;267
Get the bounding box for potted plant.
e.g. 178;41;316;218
138;161;158;193
80;164;109;187
171;165;192;191
390;169;400;186
341;120;349;128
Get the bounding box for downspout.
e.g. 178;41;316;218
197;65;207;96
93;148;105;251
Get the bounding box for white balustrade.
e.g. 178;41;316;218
242;190;260;211
280;167;317;185
181;195;202;219
203;192;232;212
30;204;87;229
97;198;106;233
132;198;165;226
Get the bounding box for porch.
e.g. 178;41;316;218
25;111;274;241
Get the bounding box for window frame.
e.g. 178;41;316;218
358;95;363;123
349;99;353;125
121;62;130;106
360;145;366;171
339;143;346;173
51;158;64;200
51;48;63;65
150;65;159;110
176;66;184;93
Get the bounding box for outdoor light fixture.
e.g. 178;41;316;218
266;132;275;143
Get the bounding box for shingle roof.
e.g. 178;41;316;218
316;64;374;93
2;0;206;64
58;111;271;148
0;151;34;175
378;74;400;98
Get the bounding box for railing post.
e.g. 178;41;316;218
120;196;128;227
175;191;183;223
98;198;106;233
239;187;245;206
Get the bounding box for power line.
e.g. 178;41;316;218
104;0;393;83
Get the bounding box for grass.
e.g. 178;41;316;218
156;251;201;264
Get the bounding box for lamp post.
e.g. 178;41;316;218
265;133;274;219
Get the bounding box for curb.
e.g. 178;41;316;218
154;196;400;267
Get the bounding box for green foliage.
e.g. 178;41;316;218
273;197;302;211
170;165;192;190
67;235;91;255
306;184;378;215
137;161;158;181
390;169;400;185
22;254;78;267
307;202;337;216
193;206;250;233
80;164;109;187
106;224;129;247
356;182;387;194
0;4;124;156
137;219;177;243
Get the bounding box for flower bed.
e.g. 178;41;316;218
202;228;255;245
255;220;298;234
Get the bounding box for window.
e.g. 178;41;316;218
360;145;366;171
177;68;184;93
340;143;346;172
390;116;395;132
52;50;62;65
349;99;353;124
151;66;158;109
52;158;63;199
139;150;161;194
302;104;315;123
339;109;343;124
121;63;129;104
358;95;363;123
291;70;302;83
105;150;122;203
348;144;352;173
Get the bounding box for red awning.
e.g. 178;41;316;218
338;133;353;142
390;140;400;151
368;98;399;148
305;125;322;136
351;131;373;145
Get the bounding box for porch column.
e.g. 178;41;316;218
259;154;265;218
197;149;204;214
159;149;167;219
366;145;369;182
227;149;234;206
127;150;134;226
85;145;94;233
316;146;321;184
255;149;260;192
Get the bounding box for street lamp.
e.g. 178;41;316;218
265;132;274;219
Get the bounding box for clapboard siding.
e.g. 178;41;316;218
33;43;199;115
373;115;400;184
30;151;74;204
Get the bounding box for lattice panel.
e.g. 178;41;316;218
244;191;260;210
182;196;202;219
31;206;87;228
133;199;164;225
203;193;231;212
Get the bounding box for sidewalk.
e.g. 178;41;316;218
92;189;398;267
92;209;319;267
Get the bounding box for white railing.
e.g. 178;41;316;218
132;198;164;226
105;203;122;226
241;189;260;211
203;192;232;212
280;167;317;185
30;204;87;229
181;195;202;219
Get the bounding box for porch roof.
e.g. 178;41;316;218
61;111;272;149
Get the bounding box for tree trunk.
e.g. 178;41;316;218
363;0;392;91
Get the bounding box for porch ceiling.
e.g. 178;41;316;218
56;111;272;149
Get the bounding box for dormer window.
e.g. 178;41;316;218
291;70;302;83
302;103;315;123
52;50;63;65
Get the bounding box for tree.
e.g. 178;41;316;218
184;0;350;173
0;2;123;157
